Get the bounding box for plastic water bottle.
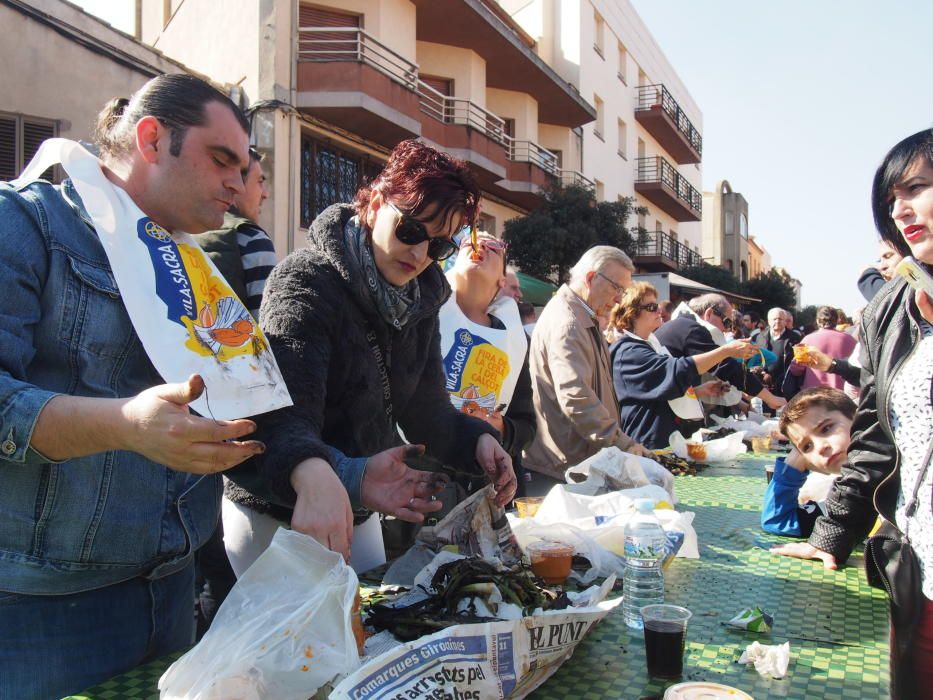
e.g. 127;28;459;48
751;396;764;415
622;498;666;629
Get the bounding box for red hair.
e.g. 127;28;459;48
354;139;480;231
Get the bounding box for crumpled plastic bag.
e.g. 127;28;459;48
158;529;360;700
710;414;779;438
563;446;676;502
670;430;747;462
509;484;699;583
739;641;790;678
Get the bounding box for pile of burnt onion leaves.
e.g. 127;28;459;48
366;558;571;641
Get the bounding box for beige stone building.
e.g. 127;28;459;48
499;0;704;275
747;235;771;279
134;0;594;255
0;0;188;182
701;179;750;282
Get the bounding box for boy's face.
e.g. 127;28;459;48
785;407;852;474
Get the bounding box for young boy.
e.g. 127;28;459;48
761;387;856;537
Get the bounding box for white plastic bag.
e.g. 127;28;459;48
159;529;360;700
709;414;779;438
670;430;747;462
563;446;676;502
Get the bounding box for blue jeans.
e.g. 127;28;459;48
0;562;195;700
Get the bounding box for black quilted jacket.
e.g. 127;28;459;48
225;204;496;517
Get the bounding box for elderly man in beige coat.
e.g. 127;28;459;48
522;246;651;496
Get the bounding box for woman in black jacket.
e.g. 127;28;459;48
608;282;756;449
224;140;516;566
773;128;933;698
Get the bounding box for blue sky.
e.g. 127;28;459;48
75;0;933;312
629;0;933;312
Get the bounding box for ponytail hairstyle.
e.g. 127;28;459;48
94;74;248;159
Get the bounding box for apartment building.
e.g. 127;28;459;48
701;179;754;282
1;0;186;182
747;235;771;279
137;0;594;255
498;0;704;274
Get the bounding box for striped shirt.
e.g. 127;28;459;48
236;223;277;318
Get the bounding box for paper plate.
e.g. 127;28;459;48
663;682;754;700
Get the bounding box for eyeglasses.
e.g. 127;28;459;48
386;202;458;261
459;236;508;256
711;305;734;330
639;302;660;313
596;271;625;295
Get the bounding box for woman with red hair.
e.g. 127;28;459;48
223;140;516;569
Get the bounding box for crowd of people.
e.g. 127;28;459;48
0;72;931;699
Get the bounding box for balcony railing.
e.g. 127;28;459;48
635;84;702;157
297;27;418;91
635;229;703;269
559;169;595;190
635;156;702;215
506;138;559;175
416;80;508;145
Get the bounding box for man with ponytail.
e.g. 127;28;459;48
0;74;262;698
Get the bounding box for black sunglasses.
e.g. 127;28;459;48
386;202;458;261
711;305;734;330
639;302;660;312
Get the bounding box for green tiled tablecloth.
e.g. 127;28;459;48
66;453;890;699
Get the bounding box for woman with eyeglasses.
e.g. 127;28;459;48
608;282;757;449
430;231;535;507
222;140;516;570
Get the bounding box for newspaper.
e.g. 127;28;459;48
330;577;620;700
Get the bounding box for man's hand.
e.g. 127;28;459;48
119;374;263;473
290;457;353;560
724;338;757;360
476;433;516;507
694;380;728;400
626;442;654;458
360;445;447;522
770;541;838;570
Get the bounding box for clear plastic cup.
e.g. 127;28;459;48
641;604;692;678
751;436;772;453
514;496;544;518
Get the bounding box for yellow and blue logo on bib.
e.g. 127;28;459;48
443;328;511;415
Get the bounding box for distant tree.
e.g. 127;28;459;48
797;305;819;331
679;263;743;294
503;184;643;285
741;269;798;317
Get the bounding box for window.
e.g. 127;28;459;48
739;213;748;239
593;11;604;57
298;4;361;60
618;42;627;83
300;133;381;228
638;68;649;87
595;179;604;201
0;112;57;182
670;229;678;241
593;95;604;141
617;118;627;159
655;219;663;233
478;213;496;237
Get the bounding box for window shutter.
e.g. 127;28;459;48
298;5;361;60
0;117;15;182
420;76;452;97
22;120;56;182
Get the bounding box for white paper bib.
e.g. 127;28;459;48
14;139;292;420
438;294;528;414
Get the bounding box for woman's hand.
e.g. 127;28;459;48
770;541;838;570
360;444;447;522
626;442;654;458
289;457;354;560
475;434;516;507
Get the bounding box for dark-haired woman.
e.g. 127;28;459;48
773;128;933;699
224;140;516;570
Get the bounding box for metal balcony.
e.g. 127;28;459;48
634;84;702;164
633;229;703;272
634;156;702;222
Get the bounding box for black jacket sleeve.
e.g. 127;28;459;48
501;347;536;458
808;316;889;563
829;359;862;386
247;253;342;506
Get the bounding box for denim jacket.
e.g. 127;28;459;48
0;179;220;595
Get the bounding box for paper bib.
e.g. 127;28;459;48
14;139;292;420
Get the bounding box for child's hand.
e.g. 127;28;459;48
783;447;810;472
770;542;838;570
